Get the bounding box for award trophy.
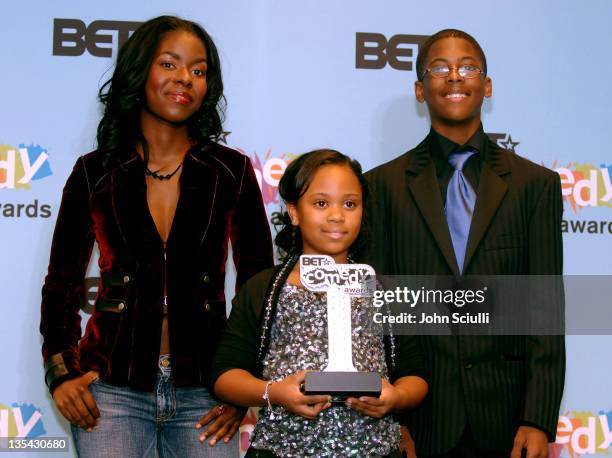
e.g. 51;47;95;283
299;254;381;403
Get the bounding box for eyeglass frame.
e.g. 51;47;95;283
422;64;485;79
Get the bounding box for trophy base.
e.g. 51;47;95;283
302;371;381;404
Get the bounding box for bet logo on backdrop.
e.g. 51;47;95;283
355;32;429;71
52;18;142;58
487;133;520;152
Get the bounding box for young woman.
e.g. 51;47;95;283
211;150;428;457
40;16;273;457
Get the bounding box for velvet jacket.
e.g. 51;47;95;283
40;141;274;393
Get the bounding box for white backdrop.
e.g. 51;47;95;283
1;1;611;456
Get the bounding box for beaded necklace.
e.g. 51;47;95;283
144;162;183;180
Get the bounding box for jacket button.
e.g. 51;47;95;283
123;275;131;284
200;273;211;285
204;301;211;312
464;361;473;369
118;302;126;311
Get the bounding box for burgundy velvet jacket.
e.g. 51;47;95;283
40;141;274;393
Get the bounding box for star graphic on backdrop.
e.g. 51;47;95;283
218;131;231;145
499;134;519;152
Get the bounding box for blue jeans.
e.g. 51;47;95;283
72;356;238;457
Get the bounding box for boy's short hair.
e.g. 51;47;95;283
416;29;488;81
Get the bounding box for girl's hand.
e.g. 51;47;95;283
345;378;399;419
269;370;331;419
196;404;244;446
400;425;418;457
52;371;100;431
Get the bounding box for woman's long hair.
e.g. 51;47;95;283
274;149;370;260
96;15;225;168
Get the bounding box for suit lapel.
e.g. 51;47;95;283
110;146;220;256
407;144;460;275
168;145;219;248
110;155;161;252
463;142;510;271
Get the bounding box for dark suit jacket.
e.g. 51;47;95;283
40;141;274;393
364;133;565;454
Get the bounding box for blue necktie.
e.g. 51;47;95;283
445;150;477;273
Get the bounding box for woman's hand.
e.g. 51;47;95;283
196;404;244;446
269;370;331;419
345;378;399;419
52;371;100;431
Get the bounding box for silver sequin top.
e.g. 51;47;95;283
250;283;400;457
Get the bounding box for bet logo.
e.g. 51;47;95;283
52;18;142;58
355;32;429;71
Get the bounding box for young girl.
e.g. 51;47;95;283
211;149;428;457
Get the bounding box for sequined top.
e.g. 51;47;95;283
250;283;400;457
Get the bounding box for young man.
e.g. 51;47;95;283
365;29;565;457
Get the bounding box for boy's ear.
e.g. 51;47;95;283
415;80;425;103
484;76;492;98
287;204;299;226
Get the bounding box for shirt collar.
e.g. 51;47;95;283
428;124;488;175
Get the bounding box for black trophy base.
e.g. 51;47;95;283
302;371;381;404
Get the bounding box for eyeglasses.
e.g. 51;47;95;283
424;64;484;79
